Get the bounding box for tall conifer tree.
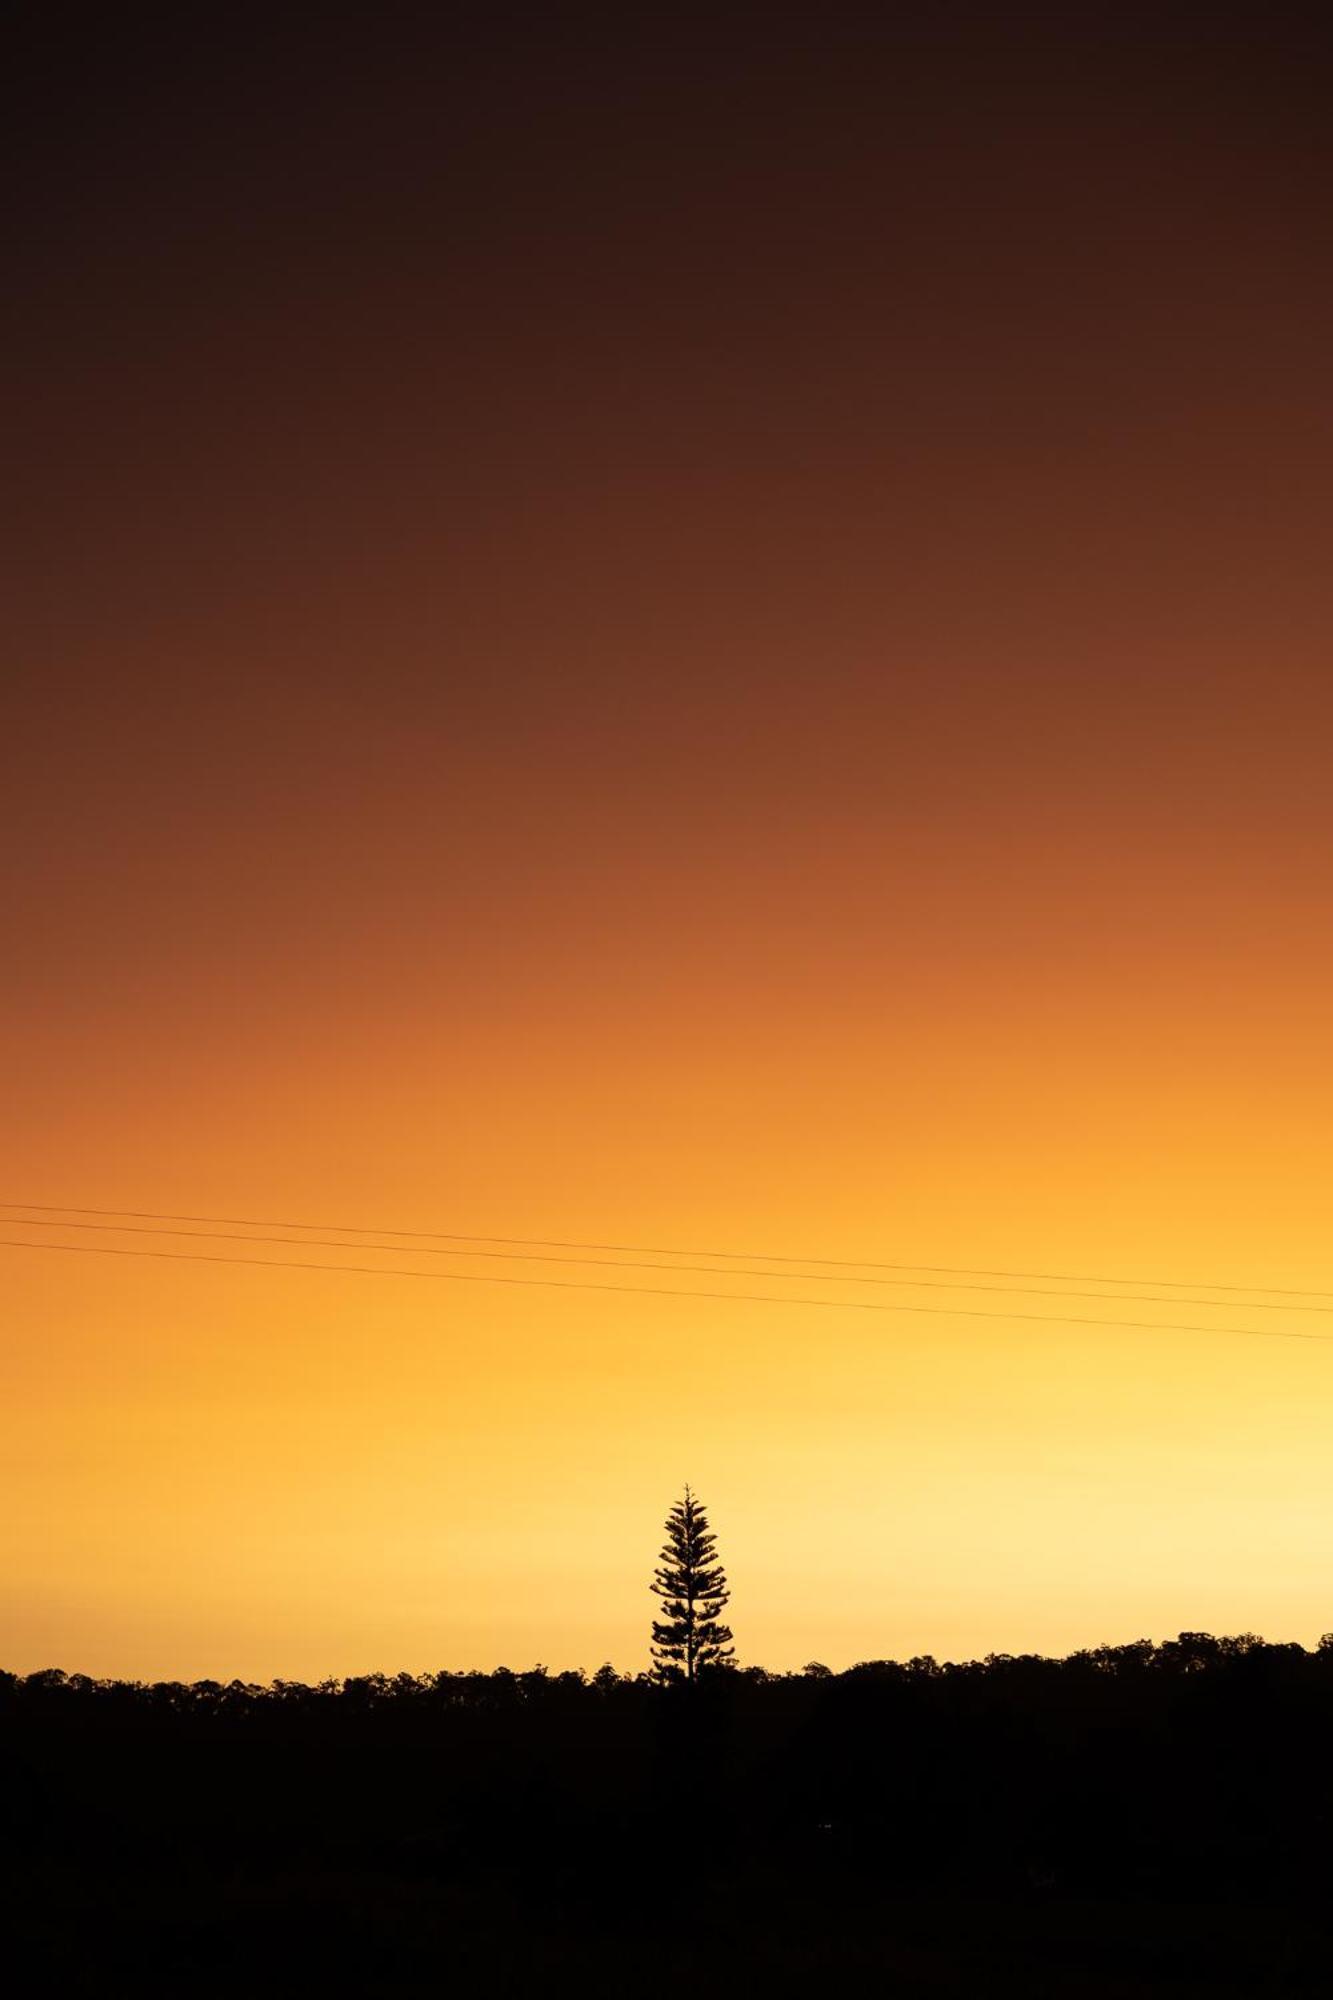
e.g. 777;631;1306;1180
650;1486;735;1681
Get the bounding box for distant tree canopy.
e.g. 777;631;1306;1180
650;1485;735;1681
12;1637;1333;1988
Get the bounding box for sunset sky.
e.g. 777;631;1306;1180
7;10;1333;1681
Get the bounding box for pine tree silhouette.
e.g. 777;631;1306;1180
650;1485;735;1681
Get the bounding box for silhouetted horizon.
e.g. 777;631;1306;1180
12;1625;1333;1991
12;1621;1333;1690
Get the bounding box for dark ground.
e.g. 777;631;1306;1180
6;1639;1333;1994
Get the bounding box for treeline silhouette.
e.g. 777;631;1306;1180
8;1635;1333;1993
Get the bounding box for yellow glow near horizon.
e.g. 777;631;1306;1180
7;1023;1333;1681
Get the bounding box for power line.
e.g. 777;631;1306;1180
2;1235;1329;1344
2;1201;1329;1302
3;1211;1331;1318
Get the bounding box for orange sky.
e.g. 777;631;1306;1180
6;13;1333;1679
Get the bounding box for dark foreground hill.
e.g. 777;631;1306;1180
6;1633;1333;1995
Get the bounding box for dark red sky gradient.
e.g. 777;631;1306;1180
11;21;1333;795
7;10;1333;1675
9;14;1333;1078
